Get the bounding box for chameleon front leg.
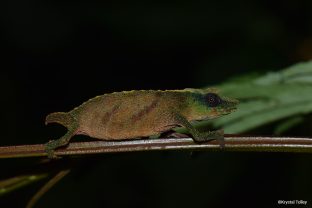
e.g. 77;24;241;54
174;114;225;147
45;126;78;159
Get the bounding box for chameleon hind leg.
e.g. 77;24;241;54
45;126;78;159
174;114;225;148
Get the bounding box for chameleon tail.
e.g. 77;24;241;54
45;112;74;129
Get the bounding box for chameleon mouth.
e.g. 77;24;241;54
228;106;237;110
222;103;238;114
224;107;236;114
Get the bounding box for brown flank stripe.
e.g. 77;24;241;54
101;104;120;125
131;98;159;123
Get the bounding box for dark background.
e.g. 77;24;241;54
1;1;312;207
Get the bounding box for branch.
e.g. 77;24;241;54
1;135;312;159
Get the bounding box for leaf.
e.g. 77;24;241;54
208;60;312;133
274;116;304;135
0;174;47;196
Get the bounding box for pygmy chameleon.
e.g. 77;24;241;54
45;88;238;158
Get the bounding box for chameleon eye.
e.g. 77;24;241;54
205;93;222;107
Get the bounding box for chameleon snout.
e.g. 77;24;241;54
221;97;239;112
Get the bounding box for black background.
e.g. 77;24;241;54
1;1;312;207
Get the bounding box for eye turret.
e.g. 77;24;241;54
205;93;222;107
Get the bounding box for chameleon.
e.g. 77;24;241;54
45;88;238;158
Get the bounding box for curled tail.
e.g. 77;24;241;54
45;112;75;129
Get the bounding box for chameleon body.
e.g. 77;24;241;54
45;88;238;158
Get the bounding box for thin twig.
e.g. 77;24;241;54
1;135;312;159
26;169;70;208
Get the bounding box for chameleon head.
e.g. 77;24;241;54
187;92;239;120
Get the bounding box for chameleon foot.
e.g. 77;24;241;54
210;129;225;148
45;140;61;159
44;128;77;159
193;129;225;148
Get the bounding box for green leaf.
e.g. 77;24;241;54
274;116;304;135
0;174;48;196
208;60;312;133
